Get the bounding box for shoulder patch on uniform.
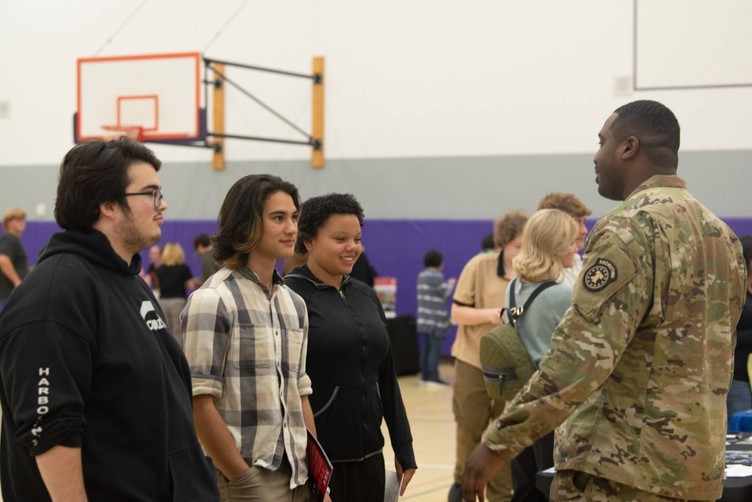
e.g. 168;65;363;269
582;258;617;292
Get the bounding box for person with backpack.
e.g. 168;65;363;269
501;208;578;502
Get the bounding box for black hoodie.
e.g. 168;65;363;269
0;230;218;501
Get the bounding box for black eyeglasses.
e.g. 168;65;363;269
124;189;164;209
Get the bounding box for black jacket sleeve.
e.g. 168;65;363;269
373;292;417;470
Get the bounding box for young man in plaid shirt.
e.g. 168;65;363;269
182;174;316;501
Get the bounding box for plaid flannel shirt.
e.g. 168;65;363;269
182;267;311;488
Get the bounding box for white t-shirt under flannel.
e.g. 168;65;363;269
181;267;311;489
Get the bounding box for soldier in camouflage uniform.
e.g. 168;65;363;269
461;100;747;502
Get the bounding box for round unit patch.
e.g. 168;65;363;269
583;258;617;292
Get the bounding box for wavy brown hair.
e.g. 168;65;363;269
536;192;591;218
213;174;301;269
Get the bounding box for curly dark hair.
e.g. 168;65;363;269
295;193;364;254
213;174;301;269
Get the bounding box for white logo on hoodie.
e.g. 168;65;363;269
140;300;167;331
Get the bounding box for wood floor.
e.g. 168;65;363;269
382;360;457;501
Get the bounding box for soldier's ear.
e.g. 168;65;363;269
622;136;639;160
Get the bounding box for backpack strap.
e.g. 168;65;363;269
508;278;557;327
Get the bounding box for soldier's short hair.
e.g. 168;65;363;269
612;100;680;165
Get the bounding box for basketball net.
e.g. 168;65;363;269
100;125;145;142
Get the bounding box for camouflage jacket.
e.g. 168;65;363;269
482;175;746;500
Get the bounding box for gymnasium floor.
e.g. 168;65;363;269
382;360;457;501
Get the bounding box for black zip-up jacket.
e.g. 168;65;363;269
285;266;416;469
0;230;218;501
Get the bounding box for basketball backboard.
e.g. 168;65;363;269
75;52;202;142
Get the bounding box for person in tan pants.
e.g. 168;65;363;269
447;210;527;502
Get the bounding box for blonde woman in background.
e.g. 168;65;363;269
535;192;592;286
155;242;197;337
504;209;577;502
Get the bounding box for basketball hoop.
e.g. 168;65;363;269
100;125;145;142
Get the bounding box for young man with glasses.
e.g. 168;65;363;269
0;138;219;501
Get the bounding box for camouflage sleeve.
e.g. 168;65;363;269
482;217;655;457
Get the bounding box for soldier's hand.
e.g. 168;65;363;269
461;443;505;502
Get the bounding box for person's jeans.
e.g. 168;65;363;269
419;332;443;381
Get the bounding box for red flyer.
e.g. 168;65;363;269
306;430;333;501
